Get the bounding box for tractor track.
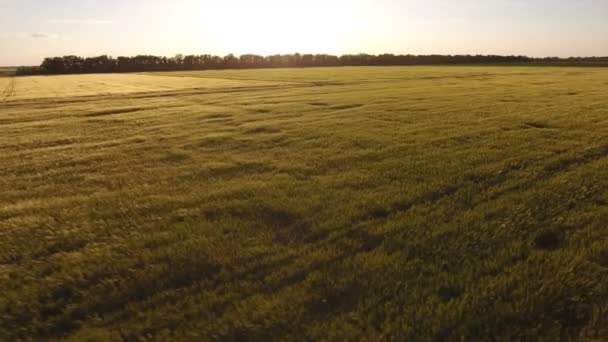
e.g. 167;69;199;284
0;78;16;103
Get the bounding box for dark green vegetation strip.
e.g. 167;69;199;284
0;68;16;78
1;66;607;340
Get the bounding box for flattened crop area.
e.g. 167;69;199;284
1;67;608;340
2;73;295;102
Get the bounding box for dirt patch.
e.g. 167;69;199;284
161;151;190;163
204;113;232;120
83;107;145;117
245;126;282;134
250;108;272;114
332;104;363;110
522;121;553;129
533;229;564;250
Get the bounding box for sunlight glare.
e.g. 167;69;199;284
196;0;364;55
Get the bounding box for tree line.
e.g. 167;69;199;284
16;53;608;75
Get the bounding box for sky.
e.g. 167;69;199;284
1;0;607;66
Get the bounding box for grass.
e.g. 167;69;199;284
1;66;608;340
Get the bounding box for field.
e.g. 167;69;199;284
1;66;608;340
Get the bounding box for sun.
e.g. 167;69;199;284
194;0;362;55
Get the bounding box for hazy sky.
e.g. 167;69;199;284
1;0;607;66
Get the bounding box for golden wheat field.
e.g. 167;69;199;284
0;73;293;103
1;66;608;340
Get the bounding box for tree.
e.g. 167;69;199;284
24;53;608;76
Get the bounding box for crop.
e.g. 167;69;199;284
1;66;607;340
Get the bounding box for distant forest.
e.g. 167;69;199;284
16;53;608;75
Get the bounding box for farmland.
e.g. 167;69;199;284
1;66;608;340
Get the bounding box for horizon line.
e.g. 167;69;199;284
5;52;608;68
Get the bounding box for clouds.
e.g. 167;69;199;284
48;19;112;25
30;32;59;39
0;32;59;39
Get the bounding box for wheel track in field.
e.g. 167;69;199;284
0;78;16;103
